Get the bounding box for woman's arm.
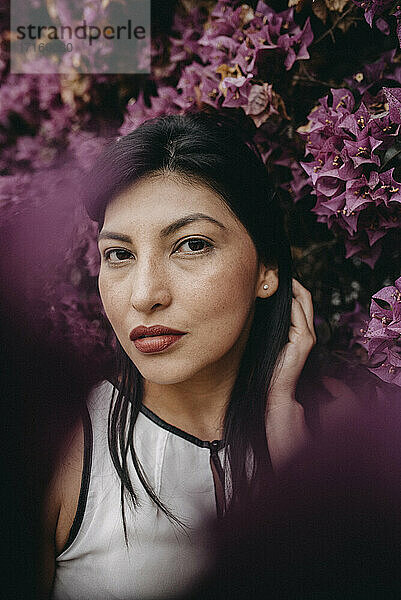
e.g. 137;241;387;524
265;399;311;471
265;279;316;470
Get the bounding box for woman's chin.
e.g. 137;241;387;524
139;371;194;386
132;361;198;386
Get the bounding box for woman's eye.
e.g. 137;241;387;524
104;249;132;263
175;238;213;254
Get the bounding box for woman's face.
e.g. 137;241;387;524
98;174;273;385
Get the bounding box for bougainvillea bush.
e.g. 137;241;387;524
0;0;400;389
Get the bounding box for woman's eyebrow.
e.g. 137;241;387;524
98;213;227;243
97;231;132;243
159;213;227;238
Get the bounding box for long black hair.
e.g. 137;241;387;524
85;109;293;541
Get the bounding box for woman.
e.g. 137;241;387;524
40;110;317;599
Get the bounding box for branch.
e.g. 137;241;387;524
295;240;337;261
292;75;333;87
312;6;355;47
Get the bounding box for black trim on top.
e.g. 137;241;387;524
139;404;225;451
57;402;93;556
209;448;226;519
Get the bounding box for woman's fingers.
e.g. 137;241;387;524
269;279;316;403
291;278;316;344
292;278;313;327
289;297;315;348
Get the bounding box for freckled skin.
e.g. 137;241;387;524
97;174;273;397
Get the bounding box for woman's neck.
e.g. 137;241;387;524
142;360;239;442
141;312;253;442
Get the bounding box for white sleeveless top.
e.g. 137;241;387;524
52;379;228;600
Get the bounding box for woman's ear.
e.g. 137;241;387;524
256;263;279;299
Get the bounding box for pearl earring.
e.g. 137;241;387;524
263;284;269;290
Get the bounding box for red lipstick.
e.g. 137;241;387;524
129;325;187;354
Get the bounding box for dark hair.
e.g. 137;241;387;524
85;109;293;541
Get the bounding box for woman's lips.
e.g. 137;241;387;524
133;334;185;354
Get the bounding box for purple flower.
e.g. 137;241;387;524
280;159;313;203
119;88;181;137
176;65;203;109
120;91;152;130
351;0;393;26
220;72;253;108
393;6;401;47
196;0;314;82
168;6;209;68
345;51;400;95
251;3;314;70
235;42;258;74
67;131;106;172
298;86;401;267
150;86;182;114
351;0;401;46
338;301;371;349
121;0;313;137
373;168;401;205
198;67;222;109
243;82;278;126
343;236;383;269
383;86;401;123
360;277;401;386
343;137;382;169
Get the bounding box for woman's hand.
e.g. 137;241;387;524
265;278;316;469
268;278;317;407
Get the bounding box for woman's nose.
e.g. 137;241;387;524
129;255;172;314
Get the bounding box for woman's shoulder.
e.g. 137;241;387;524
39;378;116;595
39;414;85;595
53;416;85;556
45;380;113;554
86;378;115;419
